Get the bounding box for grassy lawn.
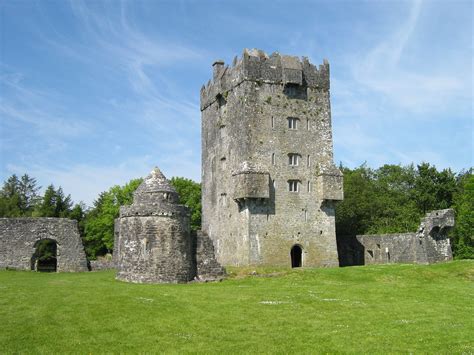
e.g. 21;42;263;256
0;261;472;353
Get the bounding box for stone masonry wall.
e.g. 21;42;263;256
0;218;88;272
337;209;454;266
195;230;225;281
116;215;194;283
201;49;343;267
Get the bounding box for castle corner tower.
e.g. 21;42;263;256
200;49;343;267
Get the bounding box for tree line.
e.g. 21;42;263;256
335;163;473;259
1;163;472;260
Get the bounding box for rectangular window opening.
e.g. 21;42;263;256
288;117;299;130
288;154;299;166
288;180;300;192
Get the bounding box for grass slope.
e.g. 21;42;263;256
0;261;473;353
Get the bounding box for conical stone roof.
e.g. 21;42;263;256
119;167;187;217
134;167;177;195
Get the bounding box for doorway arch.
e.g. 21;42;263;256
31;239;58;272
291;244;303;268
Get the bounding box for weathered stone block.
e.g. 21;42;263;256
317;165;344;202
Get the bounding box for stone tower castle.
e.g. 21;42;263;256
200;49;343;267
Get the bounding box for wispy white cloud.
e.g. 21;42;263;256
351;0;469;115
0;70;92;138
1;0;204;201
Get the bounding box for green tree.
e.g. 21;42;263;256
336;163;471;259
83;178;142;258
18;174;41;213
370;164;420;233
70;202;87;236
34;185;56;217
170;177;202;231
0;174;40;217
413;163;456;214
451;171;474;259
33;184;73;217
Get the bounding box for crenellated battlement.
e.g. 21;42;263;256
200;48;330;110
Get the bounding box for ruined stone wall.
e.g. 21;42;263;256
195;231;225;281
89;255;115;271
201;49;343;267
337;209;454;266
0;218;88;272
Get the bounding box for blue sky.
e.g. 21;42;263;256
0;0;472;206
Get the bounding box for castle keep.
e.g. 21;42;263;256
201;49;343;267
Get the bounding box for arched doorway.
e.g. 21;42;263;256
291;245;302;268
31;239;57;272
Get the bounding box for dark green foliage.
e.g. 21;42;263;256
336;164;420;236
170;177;201;231
336;163;470;258
0;174;40;217
82;178;142;258
413;163;457;214
451;171;474;259
34;239;57;262
33;185;73;218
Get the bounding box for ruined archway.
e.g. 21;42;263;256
0;218;88;272
31;239;57;272
291;244;303;268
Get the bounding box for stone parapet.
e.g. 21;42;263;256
200;48;330;111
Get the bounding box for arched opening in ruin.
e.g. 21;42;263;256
31;239;57;272
429;226;441;240
290;244;303;268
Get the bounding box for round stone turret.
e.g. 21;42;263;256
115;167;194;283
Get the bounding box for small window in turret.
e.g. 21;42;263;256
288;180;300;192
288;153;300;166
288;117;299;130
272;153;276;165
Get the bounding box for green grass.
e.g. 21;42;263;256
1;261;473;353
